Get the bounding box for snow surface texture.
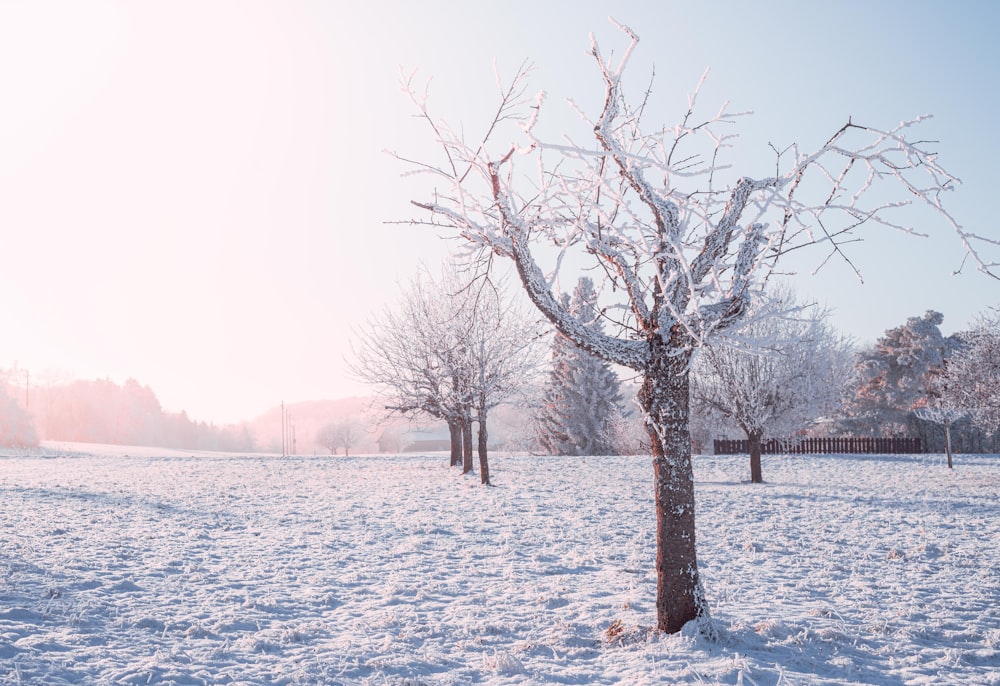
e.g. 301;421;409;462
1;445;998;685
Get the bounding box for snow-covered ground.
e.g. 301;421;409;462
1;444;998;685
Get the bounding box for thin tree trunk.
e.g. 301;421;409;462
461;413;474;474
638;339;705;635
476;341;490;485
448;418;462;467
944;421;954;469
477;411;490;486
747;430;764;484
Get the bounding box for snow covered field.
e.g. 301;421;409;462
1;445;998;685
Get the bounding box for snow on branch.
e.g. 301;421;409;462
396;21;994;372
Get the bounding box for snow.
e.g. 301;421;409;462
1;444;998;684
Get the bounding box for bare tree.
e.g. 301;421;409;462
942;310;1000;439
317;418;360;456
691;287;853;483
397;23;992;633
913;405;965;469
352;263;472;468
463;277;546;484
352;260;543;482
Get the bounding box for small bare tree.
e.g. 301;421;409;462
397;23;995;633
316;418;360;456
692;287;853;483
352;263;473;468
913;405;965;469
915;308;1000;462
461;277;546;483
352;260;543;482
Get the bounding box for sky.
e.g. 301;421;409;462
1;0;997;424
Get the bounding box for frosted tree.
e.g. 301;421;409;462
352;262;475;468
398;23;994;633
910;318;987;468
691;288;853;483
913;405;965;468
845;311;961;437
352;260;543;481
938;309;1000;448
316;418;360;456
536;296;575;454
462;274;546;483
537;277;623;455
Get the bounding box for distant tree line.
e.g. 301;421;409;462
690;305;1000;474
531;298;1000;478
0;381;36;448
841;309;1000;462
352;261;1000;478
0;373;255;452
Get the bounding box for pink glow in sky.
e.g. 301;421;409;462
1;1;997;423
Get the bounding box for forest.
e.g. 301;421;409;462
0;373;254;452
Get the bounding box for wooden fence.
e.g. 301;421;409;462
713;436;922;455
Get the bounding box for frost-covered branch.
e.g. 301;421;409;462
396;20;985;635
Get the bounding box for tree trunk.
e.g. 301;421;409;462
461;413;474;474
747;430;764;484
944;421;954;469
478;398;490;486
638;338;705;634
477;412;490;485
448;418;462;467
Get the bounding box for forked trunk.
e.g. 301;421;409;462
638;339;705;634
448;418;462;467
747;430;764;484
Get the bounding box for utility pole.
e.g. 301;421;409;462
281;400;286;457
25;369;29;409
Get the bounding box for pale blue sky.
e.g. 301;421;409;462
0;1;996;423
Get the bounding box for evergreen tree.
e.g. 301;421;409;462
537;278;623;455
843;310;961;436
536;294;575;455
